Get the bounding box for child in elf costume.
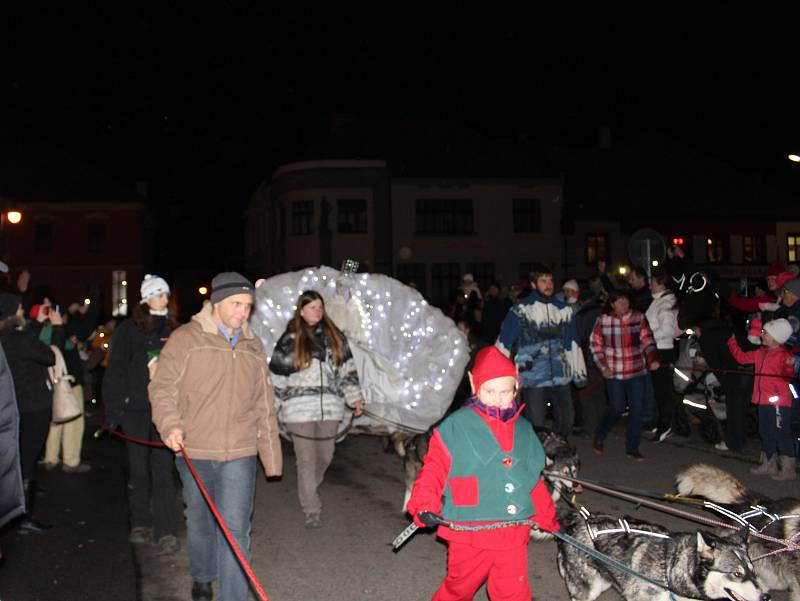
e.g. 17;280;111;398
407;346;560;601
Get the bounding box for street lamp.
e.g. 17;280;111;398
198;286;208;296
6;211;22;224
788;154;800;163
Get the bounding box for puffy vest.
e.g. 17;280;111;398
438;407;544;522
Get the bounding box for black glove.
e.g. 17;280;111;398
417;511;440;529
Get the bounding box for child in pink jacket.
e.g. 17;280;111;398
727;318;796;480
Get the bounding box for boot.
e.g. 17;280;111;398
750;452;778;476
18;479;52;534
771;456;797;481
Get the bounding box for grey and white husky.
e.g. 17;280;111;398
677;463;800;601
556;508;768;601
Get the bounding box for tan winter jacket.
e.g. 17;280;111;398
149;303;282;476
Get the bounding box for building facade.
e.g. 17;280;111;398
3;201;145;316
246;161;563;307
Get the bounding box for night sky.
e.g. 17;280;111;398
2;3;798;270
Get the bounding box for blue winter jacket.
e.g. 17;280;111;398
496;290;587;388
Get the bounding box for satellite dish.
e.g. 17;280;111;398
628;228;666;276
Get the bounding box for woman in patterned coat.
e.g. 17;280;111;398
269;290;363;528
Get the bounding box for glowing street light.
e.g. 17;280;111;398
6;211;22;224
789;154;800;163
198;286;208;295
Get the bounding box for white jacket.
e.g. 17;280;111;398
645;290;678;350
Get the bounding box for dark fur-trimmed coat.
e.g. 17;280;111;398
269;324;362;424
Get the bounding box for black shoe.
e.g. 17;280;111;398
191;581;213;601
626;451;645;461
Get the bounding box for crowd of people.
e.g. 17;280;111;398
1;247;799;600
446;247;800;479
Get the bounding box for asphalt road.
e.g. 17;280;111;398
2;413;798;601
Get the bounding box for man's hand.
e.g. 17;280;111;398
163;428;184;452
353;399;364;417
650;361;660;371
49;307;64;326
601;367;612;378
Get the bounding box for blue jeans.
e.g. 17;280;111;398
176;455;257;601
595;374;647;453
758;404;794;458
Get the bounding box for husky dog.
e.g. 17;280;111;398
556;508;768;601
538;429;582;503
677;463;800;600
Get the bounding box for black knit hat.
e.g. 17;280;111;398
210;272;255;304
0;292;21;320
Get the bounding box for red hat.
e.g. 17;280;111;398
768;262;787;277
29;304;45;320
775;271;795;288
470;347;518;392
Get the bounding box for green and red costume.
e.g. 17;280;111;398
407;404;559;600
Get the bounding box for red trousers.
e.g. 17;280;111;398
432;541;531;601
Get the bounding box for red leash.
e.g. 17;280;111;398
99;422;270;601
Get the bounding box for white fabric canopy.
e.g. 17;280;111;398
252;266;469;434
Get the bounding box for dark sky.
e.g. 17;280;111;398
2;3;798;267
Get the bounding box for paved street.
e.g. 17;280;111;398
2;412;798;601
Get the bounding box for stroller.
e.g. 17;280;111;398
672;335;727;444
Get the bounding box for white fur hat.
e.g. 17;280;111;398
140;274;170;303
763;318;793;345
563;279;579;292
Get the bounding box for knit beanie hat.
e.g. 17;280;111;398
210;272;254;304
768;262;787;277
470;346;518;392
764;318;793;345
783;279;800;299
563;279;579;292
0;292;20;320
140;274;170;303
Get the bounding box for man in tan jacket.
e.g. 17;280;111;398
149;272;282;601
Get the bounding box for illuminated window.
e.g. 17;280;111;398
788;233;800;263
706;236;726;263
112;270;128;317
742;235;765;264
585;233;610;265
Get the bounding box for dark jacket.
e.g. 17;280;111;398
103;315;173;421
697;319;753;375
0;316;64;414
481;295;512;344
0;341;24;528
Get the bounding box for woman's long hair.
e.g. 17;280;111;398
290;290;346;371
132;300;179;334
